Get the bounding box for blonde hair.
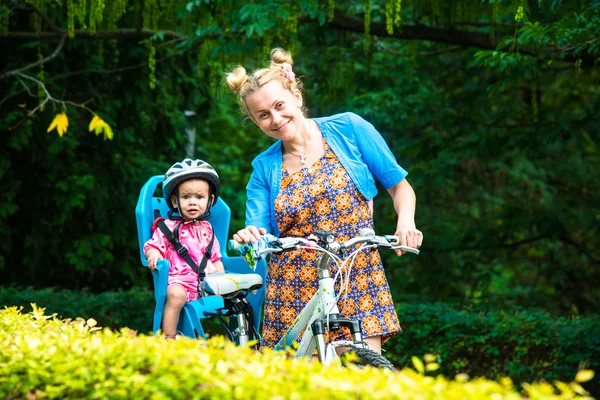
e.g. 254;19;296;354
225;48;304;116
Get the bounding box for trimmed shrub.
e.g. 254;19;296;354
387;303;600;395
1;288;598;395
0;306;594;399
0;286;154;333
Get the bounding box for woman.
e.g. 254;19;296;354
225;48;423;353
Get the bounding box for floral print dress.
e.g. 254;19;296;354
260;139;402;349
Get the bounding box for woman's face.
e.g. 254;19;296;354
244;80;305;141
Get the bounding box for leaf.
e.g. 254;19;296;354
102;124;114;140
575;370;594;383
88;115;115;140
412;356;425;374
426;362;440;371
88;115;103;132
47;113;69;137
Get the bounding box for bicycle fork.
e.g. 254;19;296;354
312;253;366;364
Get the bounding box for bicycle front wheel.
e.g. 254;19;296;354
340;348;396;371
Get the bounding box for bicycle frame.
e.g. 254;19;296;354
272;251;366;365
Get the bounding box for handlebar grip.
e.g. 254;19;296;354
227;239;245;252
393;246;420;255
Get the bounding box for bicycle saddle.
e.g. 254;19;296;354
204;273;264;298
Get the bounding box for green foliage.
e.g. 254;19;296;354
1;0;599;317
1;287;597;396
0;306;594;399
0;286;155;333
388;302;600;395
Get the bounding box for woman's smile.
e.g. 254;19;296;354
273;120;291;133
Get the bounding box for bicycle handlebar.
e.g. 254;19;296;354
228;228;419;267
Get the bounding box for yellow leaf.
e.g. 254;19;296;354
575;370;594;383
424;354;436;363
88;115;103;132
571;382;589;396
57;113;69;136
88;115;114;140
103;123;114;140
47;118;58;133
47;113;69;137
412;356;424;374
425;362;440;371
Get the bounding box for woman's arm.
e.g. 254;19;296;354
237;160;271;243
387;178;423;256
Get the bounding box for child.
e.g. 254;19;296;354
143;158;225;340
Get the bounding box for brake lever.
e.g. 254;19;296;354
273;237;312;251
367;235;396;249
391;246;420;255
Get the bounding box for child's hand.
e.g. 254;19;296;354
146;250;162;270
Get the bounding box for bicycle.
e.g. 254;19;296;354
228;228;419;370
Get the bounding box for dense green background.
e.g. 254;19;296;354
1;1;599;388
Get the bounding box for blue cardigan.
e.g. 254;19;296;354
245;112;408;236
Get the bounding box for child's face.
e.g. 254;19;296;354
171;179;214;220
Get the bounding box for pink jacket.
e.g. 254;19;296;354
143;219;222;286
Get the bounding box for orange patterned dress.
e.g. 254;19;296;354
260;140;402;349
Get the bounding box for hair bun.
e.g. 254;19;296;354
225;66;249;94
270;48;293;66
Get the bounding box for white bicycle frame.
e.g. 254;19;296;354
272;249;367;365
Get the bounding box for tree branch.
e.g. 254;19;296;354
14;72;88;112
451;21;523;29
0;34;67;80
560;235;600;265
7;72;93;131
321;13;596;66
0;53;179;110
386;46;462;57
0;29;185;41
53;53;178;79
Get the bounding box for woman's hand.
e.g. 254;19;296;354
386;179;423;256
233;225;267;244
394;226;423;256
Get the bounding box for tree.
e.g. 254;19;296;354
1;0;598;314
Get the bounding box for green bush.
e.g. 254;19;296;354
387;303;600;395
0;306;594;400
0;286;155;333
1;288;597;396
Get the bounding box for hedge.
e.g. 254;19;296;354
387;302;600;395
0;306;594;399
0;287;597;396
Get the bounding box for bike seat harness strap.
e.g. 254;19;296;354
154;212;214;297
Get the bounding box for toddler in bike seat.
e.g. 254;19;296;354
143;158;225;340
